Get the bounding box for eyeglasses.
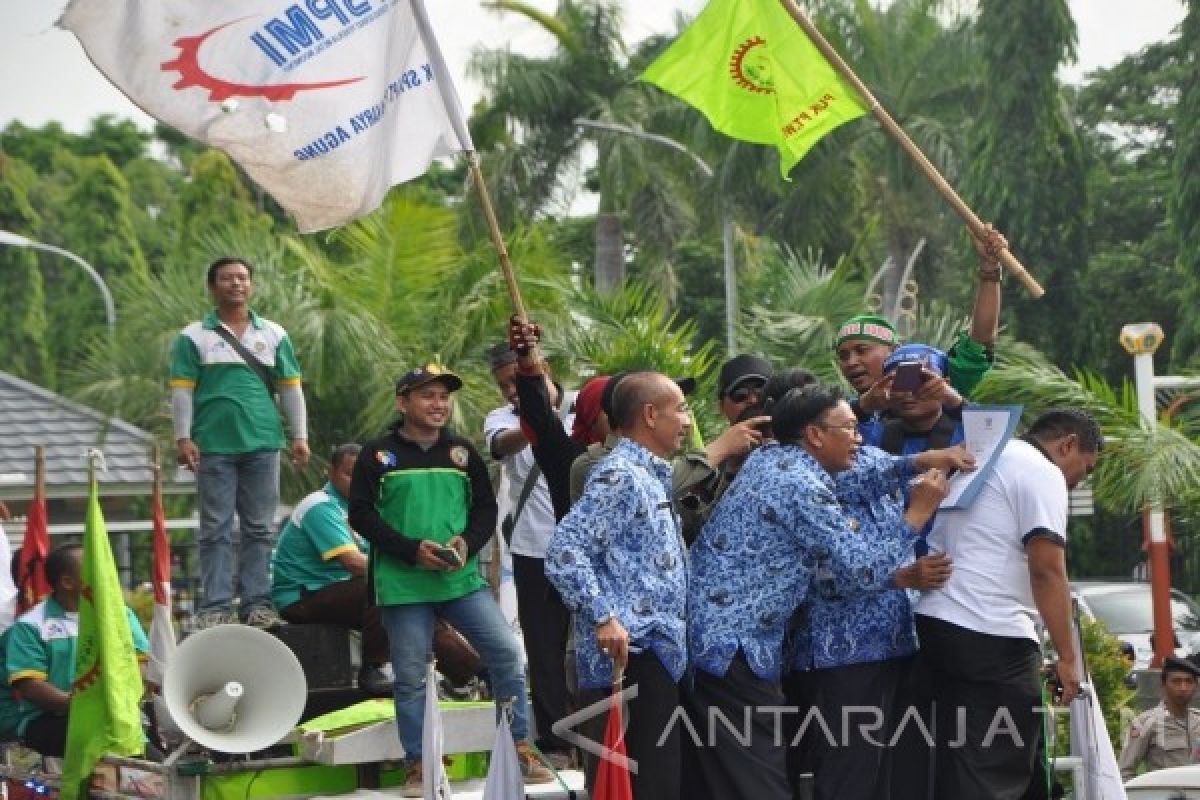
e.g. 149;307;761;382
818;422;862;437
726;385;764;404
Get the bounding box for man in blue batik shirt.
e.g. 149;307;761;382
683;384;951;800
546;372;692;800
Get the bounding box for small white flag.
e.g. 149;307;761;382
482;705;523;800
61;0;474;232
423;662;453;800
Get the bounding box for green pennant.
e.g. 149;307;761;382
642;0;868;176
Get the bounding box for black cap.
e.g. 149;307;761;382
487;342;517;370
1163;656;1200;679
717;354;773;397
395;363;463;395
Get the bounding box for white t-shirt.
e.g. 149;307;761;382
483;399;574;559
915;438;1068;642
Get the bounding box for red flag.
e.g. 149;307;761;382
145;469;177;688
16;495;51;614
593;686;633;800
151;483;171;606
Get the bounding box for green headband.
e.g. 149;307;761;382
834;315;899;348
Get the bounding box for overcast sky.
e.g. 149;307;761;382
0;1;1186;135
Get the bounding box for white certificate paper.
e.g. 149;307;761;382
939;404;1023;509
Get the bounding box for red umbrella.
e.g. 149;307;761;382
593;684;633;800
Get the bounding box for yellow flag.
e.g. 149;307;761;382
60;478;144;800
642;0;868;176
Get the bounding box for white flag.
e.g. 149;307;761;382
1068;619;1125;799
61;0;474;232
423;662;453;800
482;707;523;800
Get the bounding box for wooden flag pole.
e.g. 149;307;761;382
778;0;1044;298
34;445;45;500
467;152;530;320
152;444;161;495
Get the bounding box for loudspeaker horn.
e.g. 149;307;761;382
163;624;307;753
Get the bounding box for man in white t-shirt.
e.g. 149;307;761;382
913;408;1101;800
482;343;575;766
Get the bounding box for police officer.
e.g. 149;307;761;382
1120;657;1200;780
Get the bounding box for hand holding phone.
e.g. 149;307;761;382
890;361;926;394
433;545;463;569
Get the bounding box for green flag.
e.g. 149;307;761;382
61;477;144;800
642;0;868;176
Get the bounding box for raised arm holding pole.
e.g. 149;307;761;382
777;0;1043;298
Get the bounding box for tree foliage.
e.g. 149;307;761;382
968;0;1088;366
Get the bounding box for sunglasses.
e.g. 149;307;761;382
727;384;764;404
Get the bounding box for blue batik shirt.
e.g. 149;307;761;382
861;414;965;555
795;445;922;671
546;437;687;691
689;443;919;682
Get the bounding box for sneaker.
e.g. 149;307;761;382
242;607;283;630
515;741;555;785
190;610;236;632
539;749;573;770
399;761;423;798
357;663;395;698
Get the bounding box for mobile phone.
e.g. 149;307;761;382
433;545;463;568
890;361;926;393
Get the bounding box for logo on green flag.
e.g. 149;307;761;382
642;0;868;176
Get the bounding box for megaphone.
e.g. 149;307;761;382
163;624;307;753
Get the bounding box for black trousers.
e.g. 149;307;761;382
280;577;389;666
24;713;67;757
512;554;573;753
682;653;792;800
915;615;1047;800
809;657;911;800
577;652;681;800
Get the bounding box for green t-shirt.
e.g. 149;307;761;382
0;629;18;737
6;597;149;735
271;482;367;609
168;309;302;455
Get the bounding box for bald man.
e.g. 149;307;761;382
546;372;692;800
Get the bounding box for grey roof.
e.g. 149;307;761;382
0;370;193;501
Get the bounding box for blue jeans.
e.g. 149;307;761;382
381;589;529;762
195;449;280;614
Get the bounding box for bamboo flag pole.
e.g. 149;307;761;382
467;153;530;320
152;444;161;496
34;446;45;500
411;0;534;323
778;0;1044;299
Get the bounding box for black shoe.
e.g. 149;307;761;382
358;663;395;697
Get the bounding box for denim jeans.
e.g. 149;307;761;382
381;589;529;762
195;449;280;614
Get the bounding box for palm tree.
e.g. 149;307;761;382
973;345;1200;522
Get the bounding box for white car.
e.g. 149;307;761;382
1073;581;1200;670
1125;764;1200;798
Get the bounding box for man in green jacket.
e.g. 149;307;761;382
347;363;552;795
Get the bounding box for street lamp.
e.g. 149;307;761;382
1119;322;1173;668
0;230;116;339
574;118;739;353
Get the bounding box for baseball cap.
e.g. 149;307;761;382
395;363;463;395
882;344;948;378
486;342;517;370
717;354;773;398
